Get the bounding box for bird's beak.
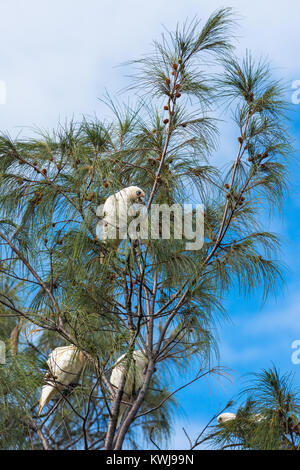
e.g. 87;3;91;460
138;196;145;205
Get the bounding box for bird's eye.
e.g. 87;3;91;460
136;191;141;196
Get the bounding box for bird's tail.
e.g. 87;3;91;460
38;385;56;416
117;402;127;427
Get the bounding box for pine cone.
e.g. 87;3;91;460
10;324;20;358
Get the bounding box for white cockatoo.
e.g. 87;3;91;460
110;350;148;425
38;345;85;415
217;412;237;424
217;411;264;425
96;186;145;263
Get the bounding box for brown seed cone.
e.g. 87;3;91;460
10;323;20;358
163;105;169;110
238;137;244;144
163;119;169;124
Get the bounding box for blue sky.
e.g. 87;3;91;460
0;0;299;449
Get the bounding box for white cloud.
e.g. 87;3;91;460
0;0;299;134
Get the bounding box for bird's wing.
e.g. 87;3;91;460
47;346;83;386
110;351;147;396
110;351;148;426
39;347;84;415
110;353;131;394
96;204;104;217
132;353;148;391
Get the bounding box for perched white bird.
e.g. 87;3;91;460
217;411;265;425
110;350;148;425
38;345;85;415
217;412;237;424
96;186;145;263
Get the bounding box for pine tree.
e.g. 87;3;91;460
0;8;293;449
194;367;300;450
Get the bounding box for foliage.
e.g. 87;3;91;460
0;8;293;449
204;367;300;450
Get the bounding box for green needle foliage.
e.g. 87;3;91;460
204;367;300;450
0;8;294;449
